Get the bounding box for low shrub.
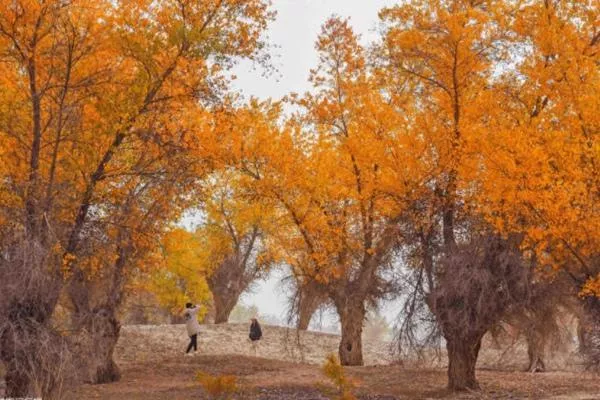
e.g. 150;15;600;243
320;353;358;400
196;371;239;400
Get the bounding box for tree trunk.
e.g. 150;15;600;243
526;328;546;372
202;301;215;324
337;301;366;366
297;300;317;330
81;307;121;384
446;335;482;391
579;297;600;369
297;283;327;330
213;291;239;324
68;275;121;384
207;231;262;325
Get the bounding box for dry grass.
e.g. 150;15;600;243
4;323;599;399
66;354;600;400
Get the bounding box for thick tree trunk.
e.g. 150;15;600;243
526;329;546;372
207;230;261;324
446;335;482;391
337;301;366;366
208;254;253;325
68;275;121;384
297;300;318;331
202;301;215;324
579;297;600;369
86;308;121;384
430;234;528;391
297;282;328;330
213;293;239;324
71;307;121;384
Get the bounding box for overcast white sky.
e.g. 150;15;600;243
231;0;397;100
233;0;398;327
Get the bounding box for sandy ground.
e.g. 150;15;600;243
68;324;599;399
3;323;599;399
68;354;600;399
113;323;394;366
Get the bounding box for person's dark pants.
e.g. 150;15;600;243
186;334;198;353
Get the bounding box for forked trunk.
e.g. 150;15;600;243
446;335;482;391
337;301;366;366
526;329;546;372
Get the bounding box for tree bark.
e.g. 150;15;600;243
70;305;121;384
337;300;366;366
68;273;121;384
202;301;215;324
578;297;600;369
208;253;255;324
446;335;482;391
526;328;546;372
297;282;328;330
297;297;319;330
86;308;121;384
213;293;239;324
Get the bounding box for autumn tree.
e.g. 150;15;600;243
228;18;415;366
468;0;599;368
0;0;273;395
379;0;539;390
199;172;272;324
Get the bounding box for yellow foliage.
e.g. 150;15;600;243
142;228;212;318
321;354;358;400
0;0;274;318
581;275;600;298
196;371;239;400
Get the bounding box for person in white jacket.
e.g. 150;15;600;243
183;302;201;355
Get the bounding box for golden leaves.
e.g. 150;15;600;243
0;0;275;308
143;228;212;315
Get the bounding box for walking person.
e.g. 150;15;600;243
184;302;201;355
249;317;262;355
